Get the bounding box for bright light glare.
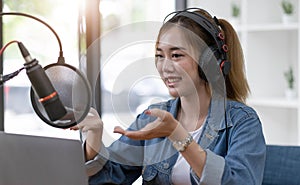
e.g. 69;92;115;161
99;0;119;19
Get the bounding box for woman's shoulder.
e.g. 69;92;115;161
227;100;256;112
226;100;259;120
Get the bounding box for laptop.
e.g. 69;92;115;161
0;132;88;185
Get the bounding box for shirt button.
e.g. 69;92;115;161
163;163;169;169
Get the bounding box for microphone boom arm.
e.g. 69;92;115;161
0;12;64;63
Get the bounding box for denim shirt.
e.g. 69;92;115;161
85;98;266;185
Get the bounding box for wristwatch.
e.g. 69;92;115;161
172;133;194;152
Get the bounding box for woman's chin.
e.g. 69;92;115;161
168;89;180;97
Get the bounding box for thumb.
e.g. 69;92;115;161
88;107;100;117
145;108;168;121
113;126;126;135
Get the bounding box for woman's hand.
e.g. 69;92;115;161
70;108;103;132
114;108;179;140
70;107;103;160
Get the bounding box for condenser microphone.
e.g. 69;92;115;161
18;42;67;121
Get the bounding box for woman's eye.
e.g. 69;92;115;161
155;54;164;59
172;53;184;58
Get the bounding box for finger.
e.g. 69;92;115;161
81;125;90;132
145;108;168;121
124;130;149;140
69;125;80;130
89;107;100;117
113;126;126;135
70;120;89;131
71;122;85;130
114;126;149;140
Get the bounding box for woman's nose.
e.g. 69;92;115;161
162;58;174;72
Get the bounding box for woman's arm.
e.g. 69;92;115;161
114;108;207;178
168;124;207;178
113;107;266;185
70;108;103;160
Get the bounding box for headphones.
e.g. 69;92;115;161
163;8;231;81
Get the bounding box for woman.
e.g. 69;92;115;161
71;8;266;185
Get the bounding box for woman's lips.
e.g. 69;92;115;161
165;77;182;87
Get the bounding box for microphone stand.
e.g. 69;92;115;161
0;12;65;130
0;12;65;63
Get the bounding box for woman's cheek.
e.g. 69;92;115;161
156;63;163;74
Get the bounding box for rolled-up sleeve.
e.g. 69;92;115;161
191;104;266;185
80;131;109;176
84;142;109;176
191;149;225;185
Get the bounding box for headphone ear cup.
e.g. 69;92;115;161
220;60;231;76
198;46;231;81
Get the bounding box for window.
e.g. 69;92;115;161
2;0;176;142
99;0;175;141
2;0;81;139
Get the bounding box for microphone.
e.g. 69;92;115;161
18;42;67;121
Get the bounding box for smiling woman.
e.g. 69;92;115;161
75;7;266;185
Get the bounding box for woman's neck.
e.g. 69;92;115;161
178;90;210;132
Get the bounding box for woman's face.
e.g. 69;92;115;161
155;27;202;97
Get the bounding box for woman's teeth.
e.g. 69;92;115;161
167;77;181;83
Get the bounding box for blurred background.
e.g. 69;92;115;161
1;0;300;147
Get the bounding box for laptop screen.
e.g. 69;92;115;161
0;132;88;185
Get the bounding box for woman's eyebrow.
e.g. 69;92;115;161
156;46;186;51
170;47;186;51
156;47;162;51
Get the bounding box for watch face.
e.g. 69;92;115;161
172;134;193;152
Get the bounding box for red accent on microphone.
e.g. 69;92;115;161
39;91;58;103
